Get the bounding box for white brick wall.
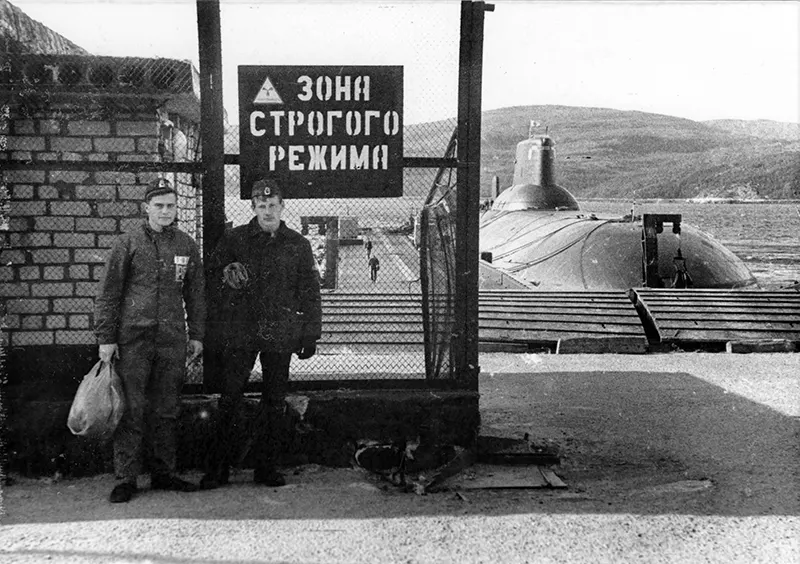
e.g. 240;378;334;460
3;106;201;347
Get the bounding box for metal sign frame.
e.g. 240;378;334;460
238;65;404;199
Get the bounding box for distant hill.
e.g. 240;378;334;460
404;106;800;201
0;0;89;55
704;119;800;141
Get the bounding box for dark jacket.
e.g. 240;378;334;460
94;221;206;346
208;218;322;352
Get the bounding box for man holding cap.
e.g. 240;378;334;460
95;177;205;503
201;178;321;489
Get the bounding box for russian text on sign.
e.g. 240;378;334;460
238;65;403;198
296;75;371;102
250;110;401;137
268;145;389;171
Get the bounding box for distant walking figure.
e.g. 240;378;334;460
365;239;373;259
369;256;380;283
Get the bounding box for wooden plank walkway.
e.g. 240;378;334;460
631;288;800;349
320;290;800;353
320;292;424;354
318;233;798;352
320;291;649;353
479;289;648;353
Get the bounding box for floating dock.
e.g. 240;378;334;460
317;290;800;355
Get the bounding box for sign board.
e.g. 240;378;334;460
238;65;403;199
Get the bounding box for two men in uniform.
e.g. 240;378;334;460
94;177;320;502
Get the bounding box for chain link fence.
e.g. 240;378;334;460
216;3;462;385
2;2;465;388
223;128;459;385
222;132;462;385
419;129;458;380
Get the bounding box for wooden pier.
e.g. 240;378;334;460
479;290;648;353
630;288;800;352
318;289;800;355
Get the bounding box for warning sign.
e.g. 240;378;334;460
239;65;403;199
253;77;283;104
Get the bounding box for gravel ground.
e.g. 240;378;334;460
1;352;798;563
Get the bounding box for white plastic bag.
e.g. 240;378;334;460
67;360;126;440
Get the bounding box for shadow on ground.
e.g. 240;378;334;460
3;368;798;525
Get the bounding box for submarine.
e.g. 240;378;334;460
479;132;758;290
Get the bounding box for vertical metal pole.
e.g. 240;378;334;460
197;0;225;391
419;209;433;379
456;1;491;390
197;0;225;253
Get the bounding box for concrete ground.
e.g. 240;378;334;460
1;352;798;563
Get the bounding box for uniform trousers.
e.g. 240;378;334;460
113;329;186;481
206;346;292;475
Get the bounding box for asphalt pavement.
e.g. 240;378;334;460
1;352;798;563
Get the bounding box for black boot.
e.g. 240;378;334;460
253;467;286;487
200;465;230;490
109;480;138;503
150;473;199;492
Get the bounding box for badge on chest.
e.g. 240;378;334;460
174;255;189;282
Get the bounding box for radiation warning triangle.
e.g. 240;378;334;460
253;77;283;104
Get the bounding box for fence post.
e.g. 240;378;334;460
455;0;492;390
197;0;226;391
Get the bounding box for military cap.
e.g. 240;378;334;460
144;177;176;201
251;178;283;200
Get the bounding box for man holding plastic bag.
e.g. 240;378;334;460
94;178;206;503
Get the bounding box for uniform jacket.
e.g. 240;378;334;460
208;218;322;352
94;221;206;346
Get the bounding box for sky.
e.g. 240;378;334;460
11;0;800;125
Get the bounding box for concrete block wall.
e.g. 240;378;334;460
1;104;201;351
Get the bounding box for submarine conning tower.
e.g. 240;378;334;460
492;135;580;212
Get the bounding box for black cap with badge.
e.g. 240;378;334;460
251;178;283;200
144;177;177;201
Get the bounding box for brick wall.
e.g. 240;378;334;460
1;103;201;349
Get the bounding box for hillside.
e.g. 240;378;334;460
704;119;800;141
0;0;88;55
404;106;800;201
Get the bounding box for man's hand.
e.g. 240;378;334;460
295;337;317;360
99;343;119;363
222;262;250;289
187;340;203;364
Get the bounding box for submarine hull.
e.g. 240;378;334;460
479;210;758;290
478;133;758;290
